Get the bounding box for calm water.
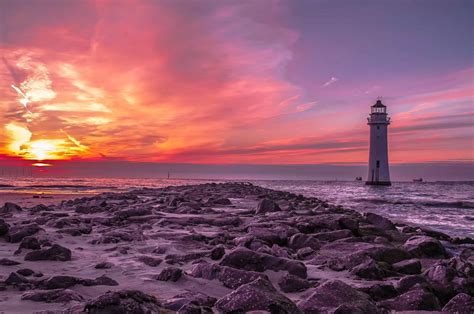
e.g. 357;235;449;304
0;177;472;238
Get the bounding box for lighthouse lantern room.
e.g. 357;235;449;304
366;99;391;186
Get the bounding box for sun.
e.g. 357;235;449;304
28;140;57;160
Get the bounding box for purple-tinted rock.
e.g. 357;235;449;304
84;290;167;313
7;223;42;243
0;258;21;266
220;248;307;278
403;236;446;257
442;293;474;312
95;262;114;269
19;236;41;250
256;199;280;214
350;259;385;280
210;245;225;260
24;244;71;261
278;273;313;293
5;272;29;285
288;233;320;250
189;261;269;289
1;202;22;214
215;278;301;313
155;267;182;282
21;289;84;303
138;255;163;267
379;285;441;311
313;229;353;242
298;280;378;313
0;218;9;236
392;258;422;274
17;268;34;277
365;212;396;230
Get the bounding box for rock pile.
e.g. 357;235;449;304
0;182;472;312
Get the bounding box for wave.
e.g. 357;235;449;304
355;197;474;209
24;184;118;190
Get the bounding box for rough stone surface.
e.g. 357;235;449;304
21;289;84;303
403;236;446;257
24;244;71;261
215;278;301;313
84;290;168;313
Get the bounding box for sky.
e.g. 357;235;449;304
0;0;473;180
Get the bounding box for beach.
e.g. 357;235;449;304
0;182;473;312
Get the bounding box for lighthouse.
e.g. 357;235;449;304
366;99;391;186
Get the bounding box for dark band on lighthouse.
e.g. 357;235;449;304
366;99;391;186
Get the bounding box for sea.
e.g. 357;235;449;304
0;177;473;238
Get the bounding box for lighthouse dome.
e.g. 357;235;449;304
372;99;386;107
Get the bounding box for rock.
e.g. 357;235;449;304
57;225;92;236
298;280;378;313
115;208;152;219
350;259;385;280
7;223;42;243
442;293;474;312
95;261;114;269
189;261;269;289
42;275;79;289
24;244;72;261
359;283;398;301
0;218;9;236
396;275;432;293
29;204;53;214
392;258;422;274
19;236;41;250
81;275;119;287
155;267;183;282
215;278;301;313
220;248;307;278
278;273;313;293
17;269;34;276
365;212;396;230
1;202;22;214
313;229;353;242
138;255;163;267
369;246;412;264
403;236;446;257
212;198;232;205
163;292;216;312
210;245;225;260
177;303;213;314
84;290;168;313
21;289;84;303
0;258;21;266
5;272;29;285
288;233;320;250
338;216;359;232
256;198;280;214
379;285;441;311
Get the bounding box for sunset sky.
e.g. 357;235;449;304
0;0;473;179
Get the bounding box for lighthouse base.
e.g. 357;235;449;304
365;181;391;186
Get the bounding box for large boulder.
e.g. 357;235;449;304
1;202;22;214
392;258;422;274
298;280;378;313
220;248;307;278
19;236;41;250
365;212;396;230
350;259;385;280
379;285;441;311
312;229;353;242
155;267;182;282
84;290;169;313
288;233;320;250
215;278;301;313
256;199;280;214
21;289;84;303
24;244;71;261
403;236;446;257
189;261;269;289
7;223;42;243
442;293;474;312
278;273;313;293
0;218;9;236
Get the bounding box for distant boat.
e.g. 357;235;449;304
413;178;423;182
355;177;362;181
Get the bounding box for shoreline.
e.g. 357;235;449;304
0;182;472;312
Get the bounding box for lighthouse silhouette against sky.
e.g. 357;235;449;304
366;99;391;186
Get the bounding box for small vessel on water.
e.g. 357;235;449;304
413;178;423;182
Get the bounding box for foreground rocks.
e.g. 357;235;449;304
0;182;472;313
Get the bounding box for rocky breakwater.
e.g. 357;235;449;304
0;182;472;313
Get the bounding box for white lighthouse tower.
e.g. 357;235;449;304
366;99;391;186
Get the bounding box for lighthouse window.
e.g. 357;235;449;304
377;126;380;130
376;160;380;168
